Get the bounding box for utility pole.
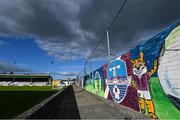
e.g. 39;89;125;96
83;61;88;88
13;61;17;73
107;30;111;63
90;59;93;80
50;61;54;74
13;61;17;84
50;61;54;86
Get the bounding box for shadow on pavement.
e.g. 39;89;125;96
28;85;80;119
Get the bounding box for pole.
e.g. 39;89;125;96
107;30;111;63
83;61;87;88
13;61;16;84
50;61;54;74
14;61;16;74
50;61;54;88
84;62;86;78
91;60;93;81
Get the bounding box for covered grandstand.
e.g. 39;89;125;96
0;74;52;86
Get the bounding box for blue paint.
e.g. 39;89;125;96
107;59;127;80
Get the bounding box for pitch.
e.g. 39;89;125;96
0;86;59;118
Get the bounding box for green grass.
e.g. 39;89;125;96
0;86;54;91
150;77;180;119
0;86;60;118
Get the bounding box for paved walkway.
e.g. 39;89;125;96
73;85;148;119
20;85;148;119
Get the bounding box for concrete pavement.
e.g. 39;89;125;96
73;85;148;119
18;85;148;119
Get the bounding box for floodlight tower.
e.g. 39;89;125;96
50;61;54;85
13;60;17;84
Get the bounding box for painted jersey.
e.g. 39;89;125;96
132;73;151;91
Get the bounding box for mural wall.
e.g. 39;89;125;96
85;66;105;97
158;25;180;99
84;22;180;119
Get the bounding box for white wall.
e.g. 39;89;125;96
158;25;180;98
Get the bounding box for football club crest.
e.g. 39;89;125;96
107;58;130;103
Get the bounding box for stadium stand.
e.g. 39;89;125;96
0;74;52;86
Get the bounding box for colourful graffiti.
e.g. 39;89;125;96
85;66;105;97
130;52;158;119
106;58;131;103
158;25;180;99
84;22;180;119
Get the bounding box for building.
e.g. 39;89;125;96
61;79;76;86
0;73;52;86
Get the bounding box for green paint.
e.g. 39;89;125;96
85;79;104;97
150;77;180;119
165;25;180;48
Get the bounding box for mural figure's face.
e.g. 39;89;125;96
131;53;147;76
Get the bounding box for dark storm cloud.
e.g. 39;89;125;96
107;0;180;51
79;0;180;57
0;0;179;61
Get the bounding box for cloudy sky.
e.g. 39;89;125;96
0;0;179;78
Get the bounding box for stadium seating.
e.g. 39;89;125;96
13;82;32;86
0;81;12;86
0;81;50;86
0;74;52;86
31;82;49;86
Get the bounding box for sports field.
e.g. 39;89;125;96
0;86;61;118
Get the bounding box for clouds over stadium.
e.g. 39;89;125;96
0;0;179;61
0;61;31;72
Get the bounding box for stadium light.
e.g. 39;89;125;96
13;60;17;73
49;61;54;74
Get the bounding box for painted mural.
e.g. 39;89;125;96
106;57;131;103
130;52;158;118
158;25;180;99
84;21;180;119
85;66;105;97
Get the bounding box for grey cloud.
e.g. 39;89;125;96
0;0;179;61
81;0;180;56
59;72;76;76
